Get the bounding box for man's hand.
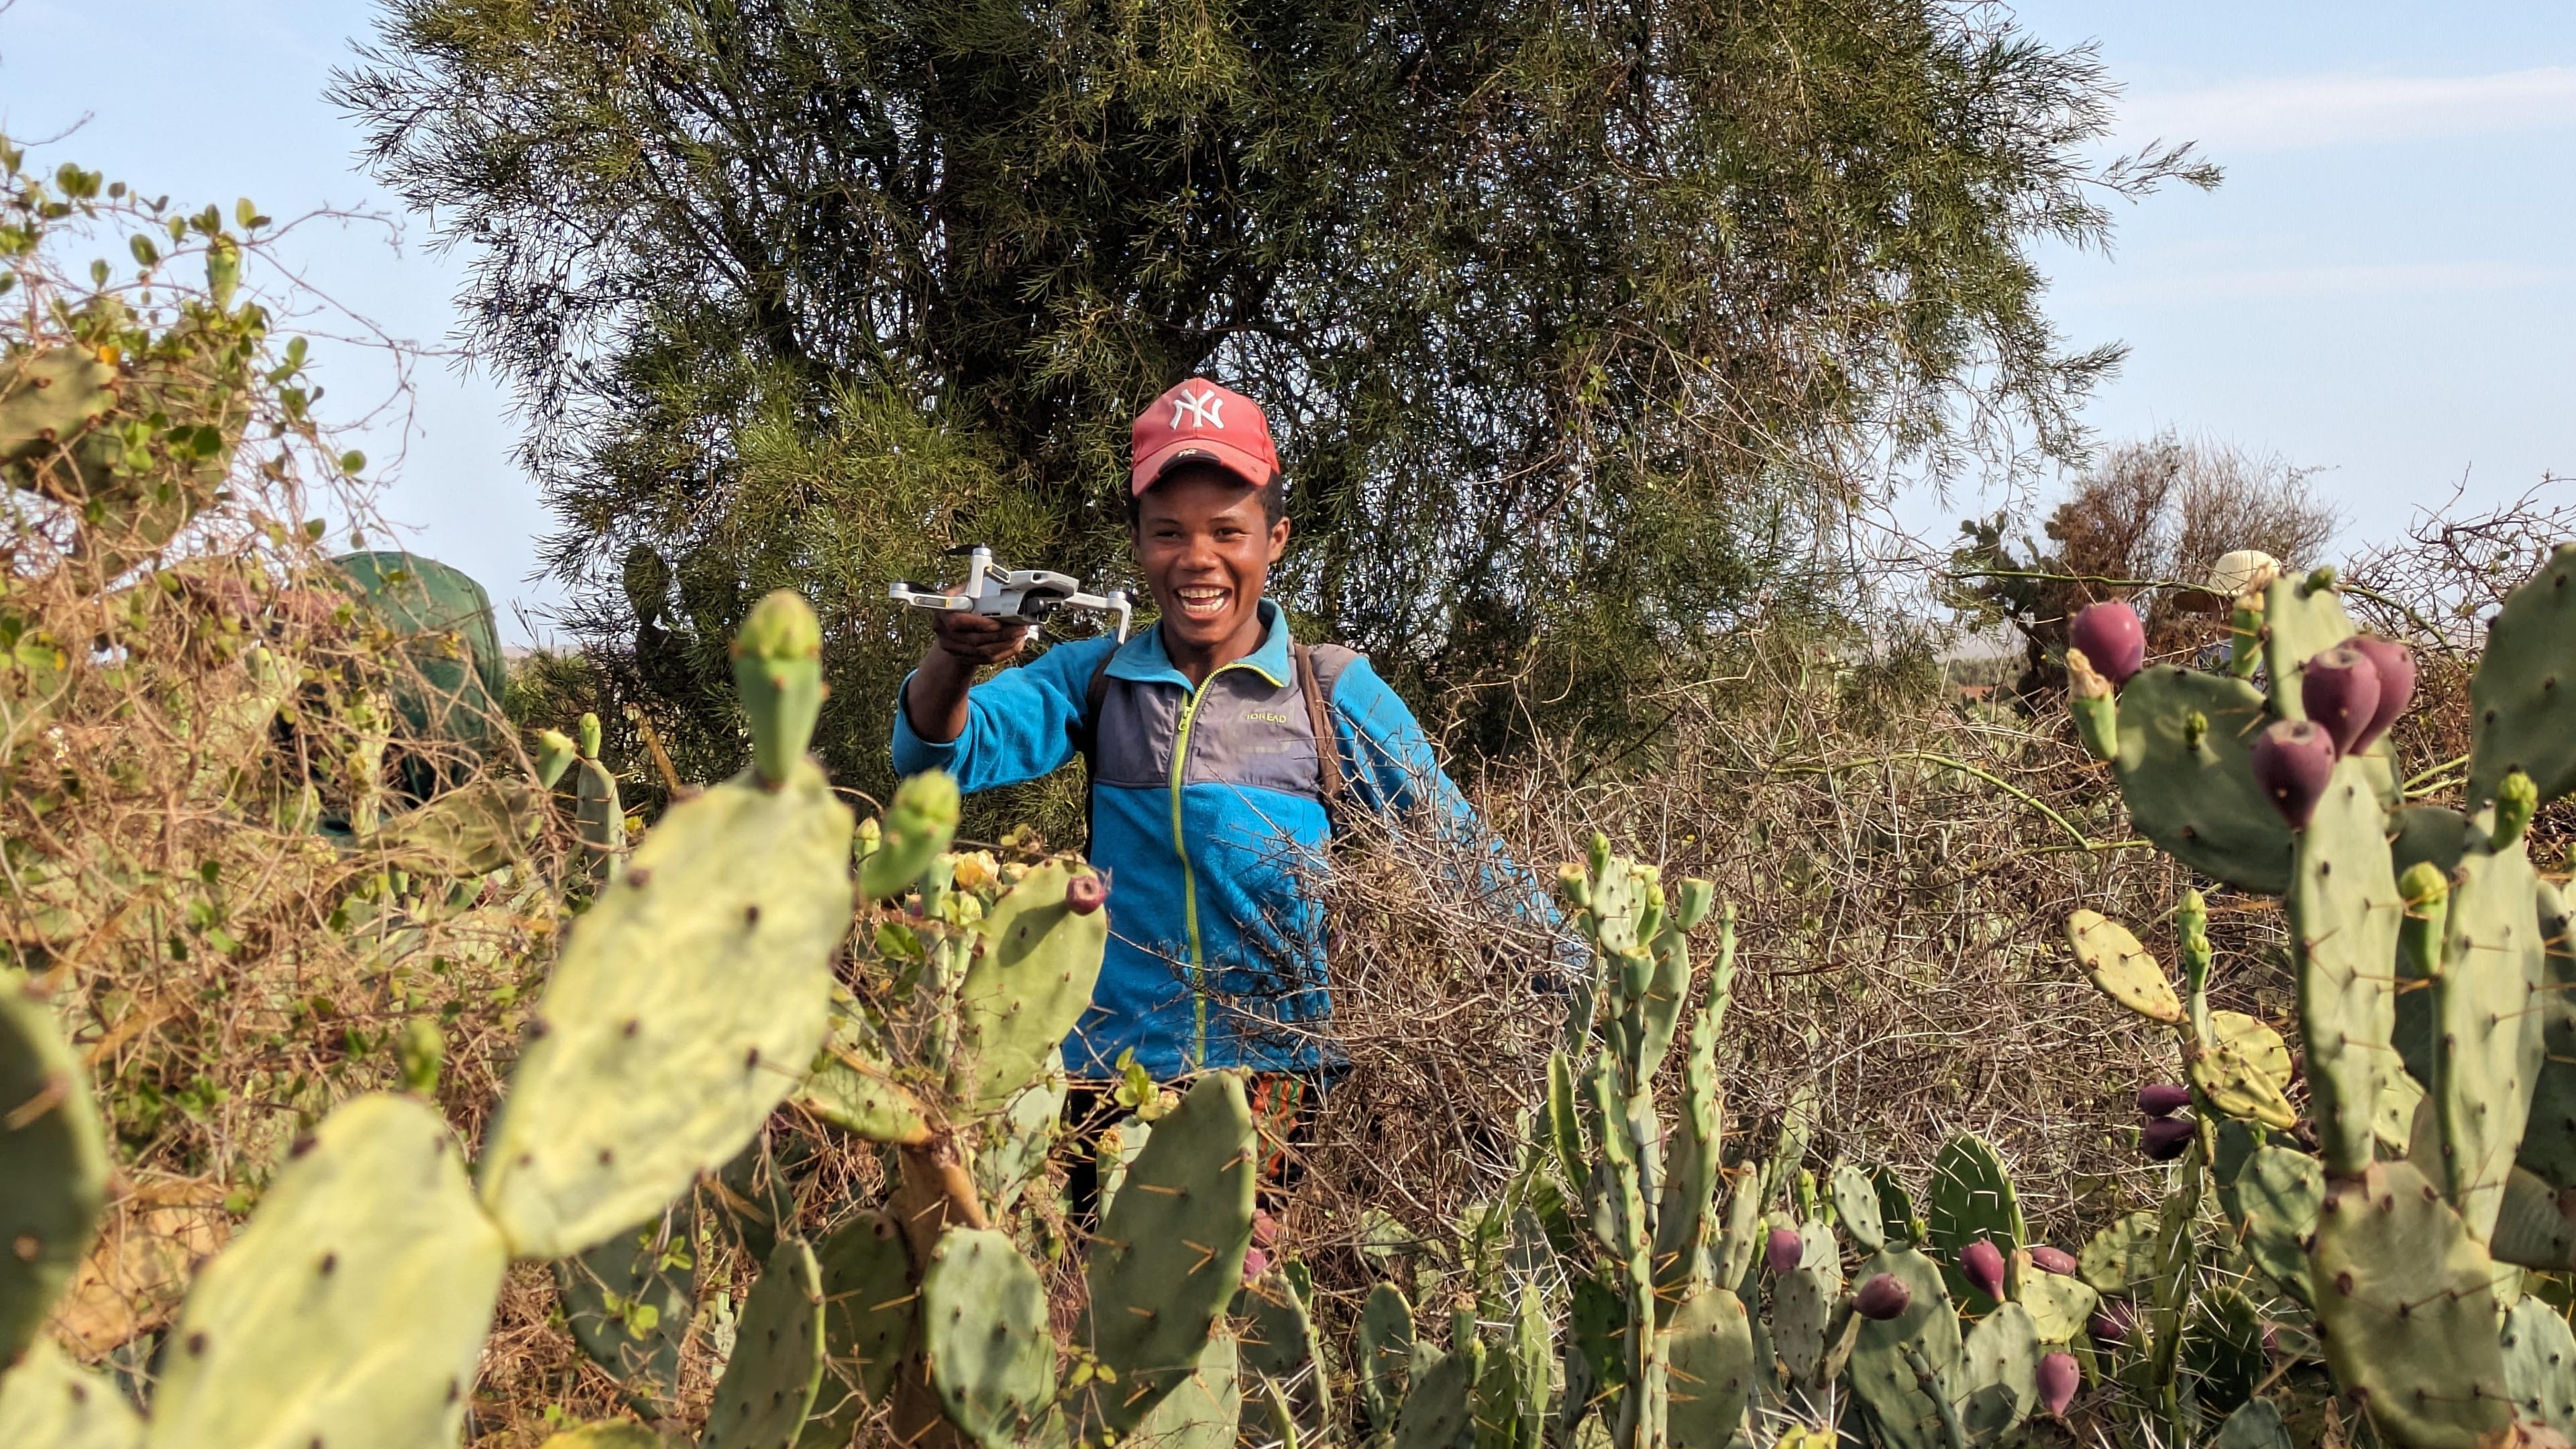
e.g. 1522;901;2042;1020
930;609;1030;667
903;610;1030;745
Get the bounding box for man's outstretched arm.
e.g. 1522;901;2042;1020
891;612;1102;792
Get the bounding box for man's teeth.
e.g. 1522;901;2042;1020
1177;589;1227;614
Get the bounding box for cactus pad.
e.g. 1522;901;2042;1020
2186;1286;2267;1413
2192;1011;2298;1130
2065;911;2182;1023
1127;1330;1240;1449
1772;1248;1839;1385
798;1002;932;1146
2261;569;2358;716
559;1211;696;1411
2467;542;2576;808
2432;832;2547;1240
804;1211;914;1444
704;1238;826;1449
1357;1281;1415;1433
1953;1301;2038;1442
538;1426;666;1449
2232;1146;2322;1304
2078;1210;2158;1297
859;772;959;900
1925;1133;2025;1303
2110;666;2292;894
2288;757;2402;1175
2012;1255;2098;1344
1662;1285;1755;1446
1845;1246;1961;1449
0;1340;141;1449
2502;1297;2576;1438
2310;1161;2512;1448
0;973;109;1362
1390;1342;1477;1449
1083;1072;1256;1434
1833;1162;1886;1252
2212;1398;2293;1449
2521;881;2576;1190
917;1228;1050;1448
2487;1167;2576;1270
0;346;118;464
150;1093;507;1449
480;761;853;1258
575;756;623;879
949;861;1109;1117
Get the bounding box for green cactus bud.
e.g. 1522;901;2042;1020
2065;910;2183;1024
859;771;959;901
2493;769;2538;849
480;763;853;1258
2176;888;2211;990
578;710;603;761
731;590;825;788
1555;861;1591;914
0;973;109;1364
704;1238;825;1449
2310;1161;2511;1447
152;1094;508;1448
0;1339;142;1447
1671;877;1716;932
2065;647;2118;760
2503;1297;2576;1438
1083;1073;1257;1436
1586;831;1613;883
920;1228;1051;1448
534;728;578;789
396;1016;443;1095
2467;544;2576;807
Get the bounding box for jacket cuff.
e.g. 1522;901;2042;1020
888;669;965;775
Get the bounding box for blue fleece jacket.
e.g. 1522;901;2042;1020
892;600;1544;1078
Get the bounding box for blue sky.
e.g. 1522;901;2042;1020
3;2;2570;643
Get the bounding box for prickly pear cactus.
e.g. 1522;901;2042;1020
1953;1301;2039;1442
1833;1163;1886;1252
704;1238;826;1449
1358;1281;1415;1437
2288;759;2402;1175
0;345;119;464
2065;911;2182;1023
803;1210;914;1446
1661;1286;1756;1446
2110;667;2292;894
149;1093;508;1449
2231;1146;2321;1303
0;1340;142;1449
559;1211;696;1411
1845;1246;1962;1449
948;860;1108;1116
860;771;959;901
1390;1339;1479;1449
2309;1162;2511;1449
1925;1134;2025;1305
1127;1330;1242;1449
2429;824;2548;1240
919;1228;1052;1449
2501;1297;2576;1438
0;973;109;1362
479;757;853;1258
2466;541;2576;806
1082;1072;1257;1436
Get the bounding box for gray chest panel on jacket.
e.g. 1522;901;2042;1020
1089;645;1358;798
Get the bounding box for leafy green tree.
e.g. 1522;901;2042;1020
334;0;2212;798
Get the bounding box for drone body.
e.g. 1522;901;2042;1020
890;545;1133;641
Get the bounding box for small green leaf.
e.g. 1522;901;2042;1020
337;449;366;475
130;234;160;267
236;198;259;229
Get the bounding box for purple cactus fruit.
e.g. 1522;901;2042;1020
1960;1238;2007;1301
2342;635;2416;750
2028;1244;2080;1277
1242;1246;1269;1283
1854;1273;1912;1321
2090;1298;2137;1344
2251;719;2336;828
1065;873;1108;916
2261;1321;2279;1356
2038;1352;2080;1418
2137;1083;2192;1118
1766;1226;1805;1276
2142;1116;2194;1161
2301;647;2382;757
2068;600;2147;687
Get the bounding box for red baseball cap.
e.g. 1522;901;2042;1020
1130;378;1279;497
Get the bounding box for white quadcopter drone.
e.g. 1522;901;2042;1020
889;545;1133;641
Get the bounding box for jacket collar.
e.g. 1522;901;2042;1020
1106;596;1292;689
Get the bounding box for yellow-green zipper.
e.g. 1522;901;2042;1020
1169;661;1249;1069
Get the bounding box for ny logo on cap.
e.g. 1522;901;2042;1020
1169;386;1227;430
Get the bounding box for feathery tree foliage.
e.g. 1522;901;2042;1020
333;0;2212;796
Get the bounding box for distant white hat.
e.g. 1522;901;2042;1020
2205;549;2281;598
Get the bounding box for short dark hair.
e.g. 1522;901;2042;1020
1126;464;1287;530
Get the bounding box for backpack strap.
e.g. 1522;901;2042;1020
1293;642;1352;826
1073;650;1116;853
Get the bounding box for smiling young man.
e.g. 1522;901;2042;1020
892;378;1534;1097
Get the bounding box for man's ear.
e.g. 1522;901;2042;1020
1267;515;1291;565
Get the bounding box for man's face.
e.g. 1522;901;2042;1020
1132;466;1289;655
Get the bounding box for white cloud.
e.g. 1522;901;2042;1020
2118;67;2576;152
